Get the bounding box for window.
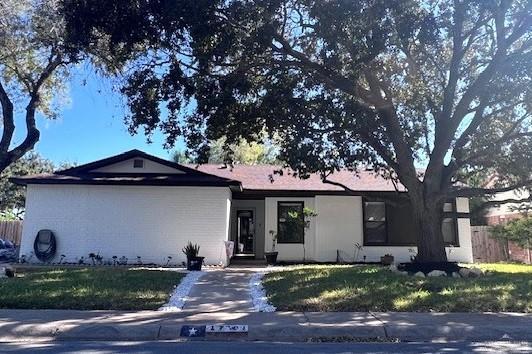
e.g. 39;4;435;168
133;159;144;168
442;200;459;246
362;198;460;246
363;201;387;245
277;202;304;243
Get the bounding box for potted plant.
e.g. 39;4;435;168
265;230;278;265
381;254;394;265
182;241;204;271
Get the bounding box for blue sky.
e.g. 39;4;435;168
13;67;182;165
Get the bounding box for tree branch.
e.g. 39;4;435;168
5;54;64;166
452;179;532;197
481;196;532;208
0;80;14;154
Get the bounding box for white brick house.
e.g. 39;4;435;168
13;149;474;265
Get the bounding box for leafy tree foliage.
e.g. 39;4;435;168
492;216;532;251
204;137;279;164
0;152;54;217
174;137;279;164
0;0;81;173
62;0;531;261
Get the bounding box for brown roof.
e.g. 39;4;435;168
10;150;240;188
11;149;405;192
190;164;405;192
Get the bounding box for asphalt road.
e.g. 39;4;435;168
0;341;531;353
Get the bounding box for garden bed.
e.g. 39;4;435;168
0;267;185;310
397;261;462;275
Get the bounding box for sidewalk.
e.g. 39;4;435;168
1;309;531;342
182;269;255;312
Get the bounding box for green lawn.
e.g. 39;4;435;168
263;263;532;312
0;267;185;310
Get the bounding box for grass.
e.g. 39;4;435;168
263;263;532;312
0;267;185;310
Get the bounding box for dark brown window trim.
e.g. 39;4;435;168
443;199;460;247
277;201;305;244
362;198;462;247
362;198;389;246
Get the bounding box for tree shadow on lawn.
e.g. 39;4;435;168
263;265;532;312
0;267;183;310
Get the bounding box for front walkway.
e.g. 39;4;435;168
182;269;256;312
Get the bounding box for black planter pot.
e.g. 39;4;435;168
265;252;278;265
186;256;205;271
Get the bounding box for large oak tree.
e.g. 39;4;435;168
62;0;531;262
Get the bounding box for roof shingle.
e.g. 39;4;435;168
191;164;405;192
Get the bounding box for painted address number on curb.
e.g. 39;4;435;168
206;324;248;333
180;325;206;337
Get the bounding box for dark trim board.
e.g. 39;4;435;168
11;176;240;187
233;190;411;199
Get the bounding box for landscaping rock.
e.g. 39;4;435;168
451;272;461;278
397;271;409;276
427;270;447;277
459;268;471;278
413;271;425;278
5;267;15;278
469;267;483;277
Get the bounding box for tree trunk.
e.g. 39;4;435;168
410;193;448;263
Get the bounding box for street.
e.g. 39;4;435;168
0;341;530;354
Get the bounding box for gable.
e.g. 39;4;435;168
91;158;185;174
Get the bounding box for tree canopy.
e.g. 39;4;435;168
61;0;532;261
173;137;279;164
0;0;81;173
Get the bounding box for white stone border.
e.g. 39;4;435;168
249;272;276;312
158;271;204;312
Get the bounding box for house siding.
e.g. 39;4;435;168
265;197;316;261
91;158;185;174
263;196;473;263
20;185;231;266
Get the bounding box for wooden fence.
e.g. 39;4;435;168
471;225;509;263
0;220;23;246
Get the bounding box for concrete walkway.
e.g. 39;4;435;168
1;309;531;342
183;269;255;312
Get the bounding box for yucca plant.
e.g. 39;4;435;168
182;241;200;259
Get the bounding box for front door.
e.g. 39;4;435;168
236;210;254;254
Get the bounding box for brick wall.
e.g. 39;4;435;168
20;185;232;266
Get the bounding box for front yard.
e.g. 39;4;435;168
263;263;532;312
0;267;184;310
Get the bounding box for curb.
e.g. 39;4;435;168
2;322;531;343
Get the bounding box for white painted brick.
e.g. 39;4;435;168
20;185;231;266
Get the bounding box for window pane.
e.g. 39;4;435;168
364;201;387;244
442;218;457;245
278;202;304;243
365;221;387;244
364;202;386;222
443;202;454;212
